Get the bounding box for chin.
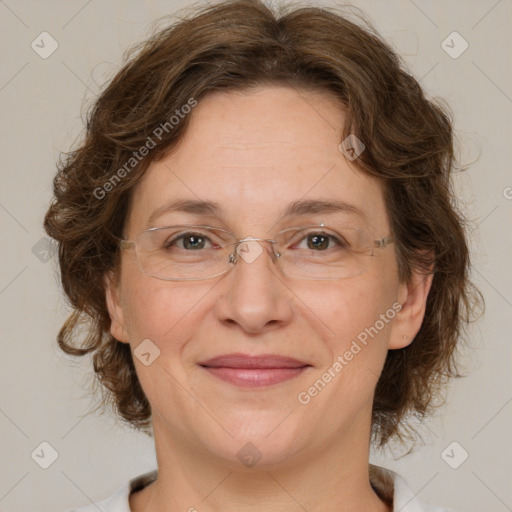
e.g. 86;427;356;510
200;410;313;469
213;437;306;472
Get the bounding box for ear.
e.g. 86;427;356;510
104;270;130;343
388;267;434;350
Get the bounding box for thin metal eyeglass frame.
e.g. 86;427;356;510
118;223;394;281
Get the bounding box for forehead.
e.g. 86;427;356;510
126;86;388;234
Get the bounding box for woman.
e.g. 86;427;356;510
44;1;480;510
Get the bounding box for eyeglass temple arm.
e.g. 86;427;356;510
374;236;393;249
119;239;135;249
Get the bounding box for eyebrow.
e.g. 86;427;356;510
146;198;365;227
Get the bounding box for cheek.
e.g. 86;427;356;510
296;274;396;352
121;271;208;348
288;277;399;442
120;277;211;403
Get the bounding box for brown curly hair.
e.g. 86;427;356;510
44;0;482;447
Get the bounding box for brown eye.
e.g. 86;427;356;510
181;234;207;250
164;232;212;250
306;234;330;250
293;231;347;251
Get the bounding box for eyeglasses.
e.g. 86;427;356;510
119;223;393;281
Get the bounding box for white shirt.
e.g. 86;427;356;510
65;465;455;512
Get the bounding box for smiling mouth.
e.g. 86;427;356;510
198;353;311;388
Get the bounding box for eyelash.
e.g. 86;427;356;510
164;230;347;251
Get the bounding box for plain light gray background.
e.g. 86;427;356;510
0;0;511;511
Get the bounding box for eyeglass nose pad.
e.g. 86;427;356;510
227;238;279;266
237;238;265;265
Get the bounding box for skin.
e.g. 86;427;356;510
105;85;433;512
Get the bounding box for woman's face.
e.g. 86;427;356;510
106;85;417;467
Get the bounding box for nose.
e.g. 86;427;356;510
215;239;293;334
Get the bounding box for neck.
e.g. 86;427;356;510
130;415;391;512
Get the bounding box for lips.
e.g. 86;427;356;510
199;353;311;388
199;353;309;369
